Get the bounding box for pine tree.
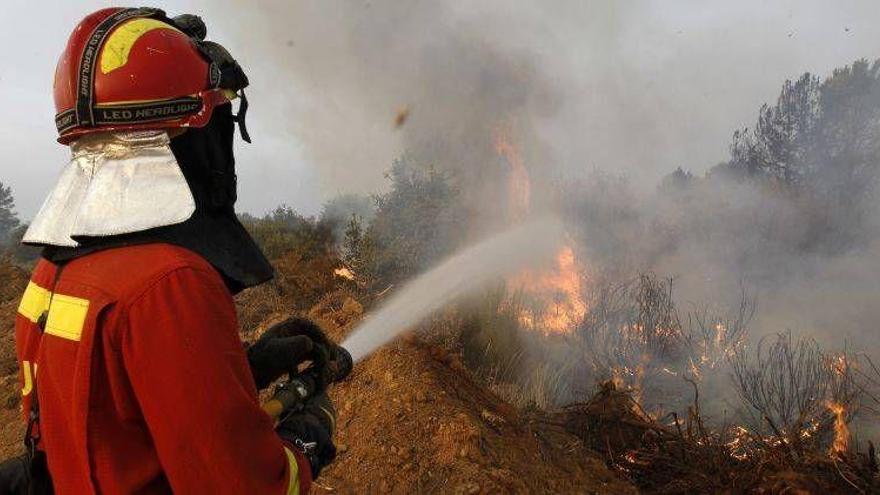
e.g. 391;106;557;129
0;182;19;242
342;214;364;269
728;73;821;184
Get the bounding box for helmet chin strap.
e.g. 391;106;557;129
171;14;252;143
232;90;251;143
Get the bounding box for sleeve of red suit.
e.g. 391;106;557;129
120;266;312;494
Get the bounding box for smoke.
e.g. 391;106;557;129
218;0;879;198
207;1;880;376
568;164;880;354
4;0;879;220
226;0;574;227
220;1;879;333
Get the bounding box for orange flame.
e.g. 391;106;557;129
826;400;849;455
829;353;850;377
494;124;587;334
510;246;588;334
494;127;531;222
633;361;645;407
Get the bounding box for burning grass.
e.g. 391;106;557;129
558;377;878;494
557;383;877;493
729;332;860;451
448;269;880;493
508;245;588;335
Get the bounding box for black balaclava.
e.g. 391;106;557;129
43;104;274;294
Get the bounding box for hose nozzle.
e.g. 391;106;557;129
329;345;353;383
263;344;353;420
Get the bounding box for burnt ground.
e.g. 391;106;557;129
0;257;635;494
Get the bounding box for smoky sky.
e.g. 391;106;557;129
1;0;879;219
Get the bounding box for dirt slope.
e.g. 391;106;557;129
304;294;636;494
0;258;29;459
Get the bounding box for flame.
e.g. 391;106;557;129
633;361;645;407
714;323;726;348
509;245;588;334
494;127;531;222
829;353;851;377
493;124;587;335
826;400;850;455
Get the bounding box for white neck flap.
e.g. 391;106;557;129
24;131;196;247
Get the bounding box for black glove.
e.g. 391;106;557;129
259;317;333;350
247;318;337;390
0;454;29;494
277;393;337;479
247;323;317;390
269;319;336;393
0;451;53;495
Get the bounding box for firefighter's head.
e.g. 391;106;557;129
53;8;250;144
25;8;272;292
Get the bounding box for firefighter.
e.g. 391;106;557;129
0;7;335;494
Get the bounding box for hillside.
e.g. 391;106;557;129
0;258;28;460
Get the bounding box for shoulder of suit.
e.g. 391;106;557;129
57;243;223;301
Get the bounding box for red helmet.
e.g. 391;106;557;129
53;7;246;144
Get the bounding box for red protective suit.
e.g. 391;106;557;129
15;243;311;494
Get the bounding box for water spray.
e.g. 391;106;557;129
341;217;564;362
262;218;563;418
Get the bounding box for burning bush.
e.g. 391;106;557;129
560;274;751;416
442;262;878;492
730;332;859;454
561;378;879;494
575;274;684;380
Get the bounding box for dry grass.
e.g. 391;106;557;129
730;331;859;445
559;380;879;494
437;269;879;493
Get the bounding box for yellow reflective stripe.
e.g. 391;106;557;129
101;18;181;74
18;282;50;323
17;281;90;342
44;294;90;342
20;361;33;396
283;447;301;495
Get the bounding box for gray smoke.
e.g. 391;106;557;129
216;0;880;201
4;1;880;219
208;1;880;358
